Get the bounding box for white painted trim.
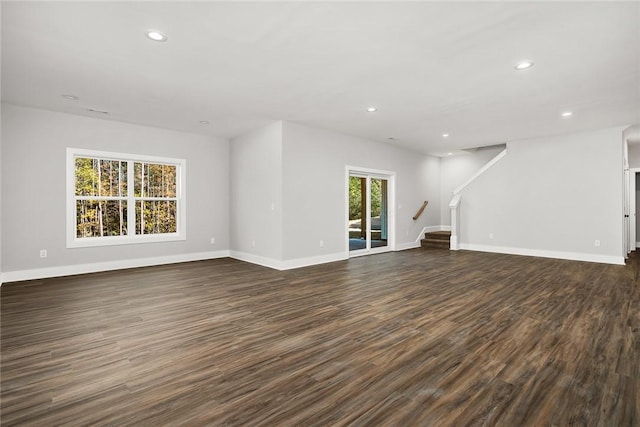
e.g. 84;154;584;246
450;235;459;251
629;168;640;251
229;251;282;270
66;147;187;249
0;250;230;284
449;194;461;250
453;148;507;195
394;225;450;251
424;225;449;233
345;165;396;257
280;252;348;270
229;250;347;271
416;225;450;241
346;165;397;178
458;243;625;265
636;241;640;247
395;241;421;251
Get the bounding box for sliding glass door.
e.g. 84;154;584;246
348;169;392;256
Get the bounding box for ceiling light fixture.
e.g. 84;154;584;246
442;133;449;138
146;30;167;42
561;111;573;117
200;120;210;124
366;107;377;113
514;61;534;70
447;152;453;156
62;94;79;100
87;108;109;115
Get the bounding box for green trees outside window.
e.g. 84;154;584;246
74;157;178;238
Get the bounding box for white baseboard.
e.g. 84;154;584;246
424;225;451;233
394;225;451;252
395;241;421;251
280;252;348;270
229;250;347;271
228;251;282;270
1;226;461;284
0;250;231;284
459;243;625;265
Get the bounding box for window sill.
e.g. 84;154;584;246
67;233;186;249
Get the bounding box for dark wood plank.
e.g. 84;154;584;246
1;249;638;426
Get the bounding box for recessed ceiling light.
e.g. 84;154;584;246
146;30;167;42
447;152;453;156
366;107;377;113
87;108;109;115
62;94;78;100
442;133;449;138
200;120;210;125
514;61;534;70
561;111;573;117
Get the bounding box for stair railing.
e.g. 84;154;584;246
413;201;428;220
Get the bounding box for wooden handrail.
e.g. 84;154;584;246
413;201;428;220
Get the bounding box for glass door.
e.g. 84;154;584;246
370;177;388;251
348;171;391;256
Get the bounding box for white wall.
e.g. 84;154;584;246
457;127;625;264
439;145;505;226
637;173;640;244
4;104;625;279
0;102;3;281
1;104;230;277
230;121;283;262
281;121;440;262
629;144;640;168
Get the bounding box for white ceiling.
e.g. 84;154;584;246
2;1;639;155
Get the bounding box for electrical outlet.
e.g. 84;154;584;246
489;233;494;239
210;237;215;245
251;240;256;248
595;240;601;247
40;249;47;258
319;240;324;248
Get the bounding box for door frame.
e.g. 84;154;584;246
624;140;630;257
345;165;395;257
630;168;640;252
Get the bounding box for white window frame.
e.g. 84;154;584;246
66;148;186;248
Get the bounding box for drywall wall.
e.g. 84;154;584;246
457;126;625;264
0;103;3;281
281;121;440;262
637;173;640;244
230;121;283;262
440;145;505;226
629;144;640;168
1;104;230;275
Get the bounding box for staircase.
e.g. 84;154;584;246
420;231;451;249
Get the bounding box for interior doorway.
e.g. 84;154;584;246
630;168;640;252
347;167;394;257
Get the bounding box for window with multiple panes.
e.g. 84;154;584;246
67;148;185;247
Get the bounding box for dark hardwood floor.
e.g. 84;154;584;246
1;249;638;426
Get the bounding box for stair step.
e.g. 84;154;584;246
420;238;450;249
424;231;451;241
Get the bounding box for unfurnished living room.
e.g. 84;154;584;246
1;1;639;426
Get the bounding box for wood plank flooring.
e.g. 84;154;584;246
1;249;638;426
